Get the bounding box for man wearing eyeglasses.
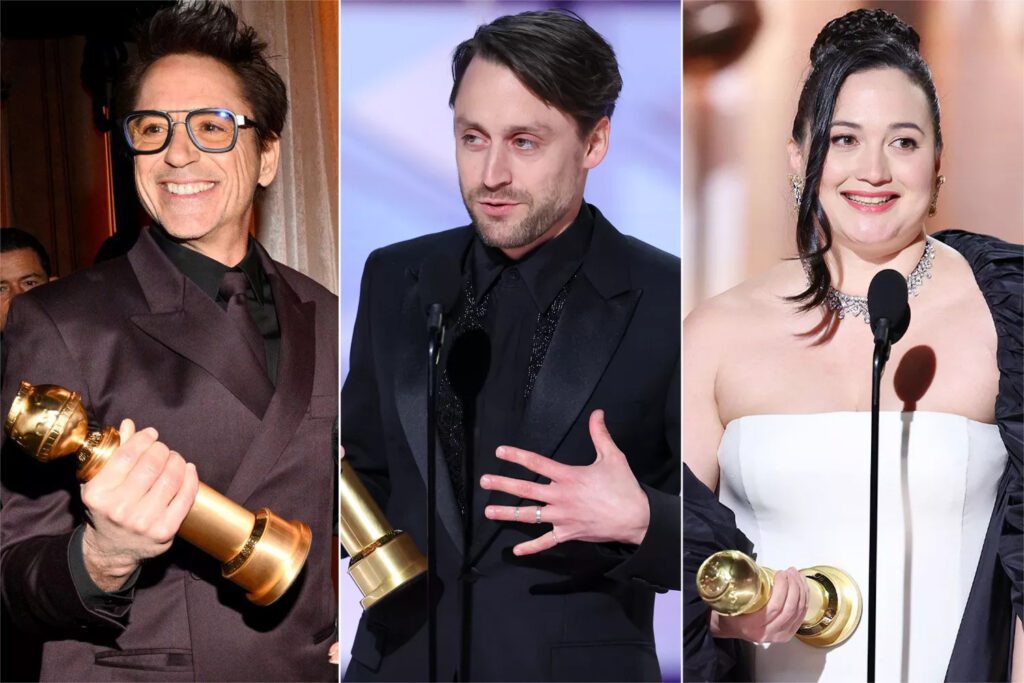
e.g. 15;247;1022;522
0;3;337;681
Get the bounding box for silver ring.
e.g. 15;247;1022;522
513;507;520;522
535;507;542;524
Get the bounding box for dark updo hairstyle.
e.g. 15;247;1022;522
789;9;942;312
449;9;622;138
118;0;287;152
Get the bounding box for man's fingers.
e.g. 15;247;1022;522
484;504;558;525
119;418;136;441
159;462;199;541
88;426;159;490
513;531;559;556
480;474;550;502
495;446;569;481
588;409;620;460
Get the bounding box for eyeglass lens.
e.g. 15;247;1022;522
125;110;237;152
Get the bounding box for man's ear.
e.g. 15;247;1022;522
582;117;610;170
257;136;281;187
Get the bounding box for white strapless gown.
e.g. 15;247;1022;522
717;412;1006;682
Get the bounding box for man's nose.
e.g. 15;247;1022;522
163;120;201;167
482;147;512;189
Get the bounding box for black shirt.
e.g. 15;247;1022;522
151;226;281;383
455;202;594;530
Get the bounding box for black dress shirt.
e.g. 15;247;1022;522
455;203;594;532
152;226;281;383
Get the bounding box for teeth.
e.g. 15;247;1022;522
845;194;894;206
165;182;214;196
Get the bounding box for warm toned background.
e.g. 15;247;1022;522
683;0;1024;314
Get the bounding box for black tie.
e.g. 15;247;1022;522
218;270;268;375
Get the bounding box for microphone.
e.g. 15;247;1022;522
864;268;910;683
867;269;910;356
419;254;462;342
417;253;460;683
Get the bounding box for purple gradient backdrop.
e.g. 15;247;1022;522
340;1;681;678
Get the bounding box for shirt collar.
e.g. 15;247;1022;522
151;226;266;303
469;202;594;311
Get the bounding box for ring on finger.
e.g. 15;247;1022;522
535;507;542;524
513;506;520;522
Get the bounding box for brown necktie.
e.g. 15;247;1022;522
218;270;268;375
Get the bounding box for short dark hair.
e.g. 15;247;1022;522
118;0;287;151
1;228;51;277
449;10;622;138
789;9;942;312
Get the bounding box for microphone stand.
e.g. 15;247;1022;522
868;318;892;683
426;304;444;683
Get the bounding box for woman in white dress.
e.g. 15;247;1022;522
683;9;1022;682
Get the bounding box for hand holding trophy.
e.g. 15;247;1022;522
5;382;310;606
697;549;862;647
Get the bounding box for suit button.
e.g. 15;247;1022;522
459;568;481;584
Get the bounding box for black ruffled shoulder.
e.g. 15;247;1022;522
934;229;1023;682
682;464;754;682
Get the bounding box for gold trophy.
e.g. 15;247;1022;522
340;462;426;608
4;382;310;606
697;550;862;647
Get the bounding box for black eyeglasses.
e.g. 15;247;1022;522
121;108;259;154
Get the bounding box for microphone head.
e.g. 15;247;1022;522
867;269;910;344
419;253;462;317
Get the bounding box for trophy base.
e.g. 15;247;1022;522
349;531;427;609
222;508;312;606
796;565;863;647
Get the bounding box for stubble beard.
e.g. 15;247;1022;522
461;184;573;251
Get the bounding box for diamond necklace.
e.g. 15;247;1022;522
812;239;936;323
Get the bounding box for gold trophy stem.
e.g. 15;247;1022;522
341;462;426;609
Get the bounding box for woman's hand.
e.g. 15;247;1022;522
709;567;809;643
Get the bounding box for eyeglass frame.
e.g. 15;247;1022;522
120;108;260;155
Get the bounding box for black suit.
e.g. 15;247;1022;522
342;206;680;682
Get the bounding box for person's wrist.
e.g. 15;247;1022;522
622;486;651;545
82;526;139;590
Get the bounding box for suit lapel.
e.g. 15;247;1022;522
468;210;641;562
128;229;274;418
224;246;316;504
393;237;473;556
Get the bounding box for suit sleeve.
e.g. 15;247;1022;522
604;355;681;592
1;294;131;637
340;250;392;543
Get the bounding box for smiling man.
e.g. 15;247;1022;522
342;10;679;682
0;3;337;681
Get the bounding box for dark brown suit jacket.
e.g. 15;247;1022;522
0;228;338;681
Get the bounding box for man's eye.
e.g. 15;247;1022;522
512;138;537;150
462;134;484;147
142;124;166;136
199;122;229;134
22;278;42;289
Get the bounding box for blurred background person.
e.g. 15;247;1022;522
0;227;55;334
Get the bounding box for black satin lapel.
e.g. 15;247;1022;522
468;278;641;562
130;285;275;418
225;272;316;504
393;273;466;556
